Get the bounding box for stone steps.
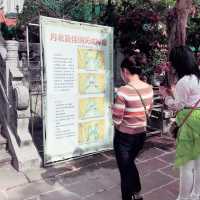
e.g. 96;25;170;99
0;134;7;150
0;150;12;167
0;134;12;167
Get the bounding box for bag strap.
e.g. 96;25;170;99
179;98;200;128
128;84;149;120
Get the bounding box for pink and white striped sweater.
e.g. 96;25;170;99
112;84;153;135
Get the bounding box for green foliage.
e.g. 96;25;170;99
193;0;200;6
16;0;107;42
186;0;200;51
42;0;63;14
151;0;175;14
18;0;106;25
0;24;16;40
17;0;177;27
187;16;200;52
9;0;200;77
17;0;61;26
152;48;167;67
65;1;105;23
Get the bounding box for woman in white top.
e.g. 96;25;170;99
164;46;200;200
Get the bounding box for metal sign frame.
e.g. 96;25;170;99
40;16;114;166
26;23;46;166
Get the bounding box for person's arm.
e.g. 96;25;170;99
165;79;189;111
111;92;125;126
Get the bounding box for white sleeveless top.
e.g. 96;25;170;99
165;75;200;111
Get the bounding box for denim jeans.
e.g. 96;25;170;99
114;129;146;200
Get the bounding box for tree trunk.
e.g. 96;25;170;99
168;0;193;52
167;0;193;85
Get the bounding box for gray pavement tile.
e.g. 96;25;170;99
39;189;81;200
98;159;118;169
95;177;118;189
7;180;62;200
24;168;46;182
137;148;165;162
24;197;38;200
160;165;179;179
0;191;7;200
0;165;28;190
56;167;120;198
159;151;176;164
95;167;118;178
95;172;120;189
138;158;169;176
146;136;175;152
57;159;118;186
144;187;177;200
66;154;108;169
141;171;174;194
147;136;175;148
102;150;115;158
162;180;179;197
90;168;120;187
143;181;179;200
85;185;121;200
64;178;108;198
24;165;71;182
57;168;96;186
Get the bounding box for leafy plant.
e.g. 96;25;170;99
6;0;200;80
0;24;16;40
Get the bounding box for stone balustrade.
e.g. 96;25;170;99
0;39;41;171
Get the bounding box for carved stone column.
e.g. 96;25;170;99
5;40;21;121
6;40;19;62
0;34;7;60
0;40;7;84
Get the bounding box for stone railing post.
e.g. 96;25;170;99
0;40;7;85
5;40;20;121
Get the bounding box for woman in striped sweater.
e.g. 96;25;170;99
112;57;153;200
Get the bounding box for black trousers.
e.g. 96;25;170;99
114;129;146;200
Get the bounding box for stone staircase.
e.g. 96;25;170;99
0;126;12;167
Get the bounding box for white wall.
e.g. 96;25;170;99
2;0;25;14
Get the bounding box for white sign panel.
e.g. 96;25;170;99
40;16;114;164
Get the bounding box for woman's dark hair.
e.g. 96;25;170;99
169;46;200;80
120;57;142;75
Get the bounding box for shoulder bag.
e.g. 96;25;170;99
170;98;200;139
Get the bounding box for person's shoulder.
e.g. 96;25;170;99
178;75;190;82
177;75;195;87
136;82;153;98
145;82;153;89
117;85;127;93
115;86;128;97
116;85;137;99
140;82;153;91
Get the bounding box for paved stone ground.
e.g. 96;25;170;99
0;135;179;200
